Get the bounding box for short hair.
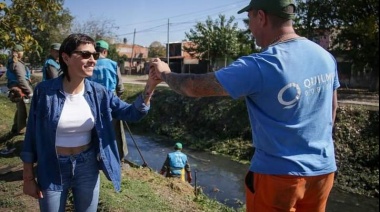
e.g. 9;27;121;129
59;33;95;82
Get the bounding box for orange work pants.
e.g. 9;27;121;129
245;172;334;212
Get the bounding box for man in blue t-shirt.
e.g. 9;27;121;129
150;0;340;211
160;142;192;183
90;40;124;96
89;40;127;162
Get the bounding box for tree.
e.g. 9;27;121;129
184;14;240;71
0;0;64;55
71;15;119;40
28;8;73;68
295;0;379;91
332;0;379;91
148;41;166;58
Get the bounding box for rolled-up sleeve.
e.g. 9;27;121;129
133;94;150;113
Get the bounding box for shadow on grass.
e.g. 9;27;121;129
0;131;17;144
0;169;23;182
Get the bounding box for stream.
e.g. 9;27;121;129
125;133;379;211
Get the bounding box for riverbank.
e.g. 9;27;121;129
0;74;378;211
124;84;379;200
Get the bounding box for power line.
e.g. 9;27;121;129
114;1;249;45
117;0;246;28
116;7;247;38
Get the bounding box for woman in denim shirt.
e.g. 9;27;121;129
21;33;161;212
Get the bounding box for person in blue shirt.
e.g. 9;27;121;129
21;33;160;212
151;0;339;211
90;40;124;96
89;39;127;162
6;44;33;135
160;142;192;183
41;43;61;81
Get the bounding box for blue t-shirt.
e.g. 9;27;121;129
90;58;118;92
215;38;340;176
168;151;188;175
42;57;60;81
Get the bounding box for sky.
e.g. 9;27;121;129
64;0;250;47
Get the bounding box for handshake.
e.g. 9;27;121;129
148;58;171;82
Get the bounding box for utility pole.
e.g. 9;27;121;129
167;19;170;65
130;28;136;74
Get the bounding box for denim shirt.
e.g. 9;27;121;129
20;76;149;192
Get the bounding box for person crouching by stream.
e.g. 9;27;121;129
21;33;161;211
160;142;192;183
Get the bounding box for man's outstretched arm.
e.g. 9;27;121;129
151;59;228;97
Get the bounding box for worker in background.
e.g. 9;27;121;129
160;142;192;183
88;40;127;162
41;43;61;81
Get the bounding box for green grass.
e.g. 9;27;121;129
99;173;174;212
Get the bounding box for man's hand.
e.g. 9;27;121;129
150;58;171;80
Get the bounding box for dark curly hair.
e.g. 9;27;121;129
59;33;95;82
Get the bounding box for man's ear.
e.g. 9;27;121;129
257;10;268;27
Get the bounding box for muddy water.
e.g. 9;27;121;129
125;134;379;211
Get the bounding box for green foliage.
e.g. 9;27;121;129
334;106;379;197
0;54;8;66
0;0;65;54
107;43;125;64
0;95;17;138
184;15;241;69
26;8;73;68
294;0;379;90
148;41;166;58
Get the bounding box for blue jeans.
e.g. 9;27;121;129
39;146;100;212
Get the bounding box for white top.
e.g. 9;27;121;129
56;89;95;147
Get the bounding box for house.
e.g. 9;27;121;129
161;41;209;74
115;43;149;75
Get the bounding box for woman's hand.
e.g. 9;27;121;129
23;179;43;199
147;65;163;88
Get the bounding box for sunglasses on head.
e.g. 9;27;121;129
71;50;100;60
